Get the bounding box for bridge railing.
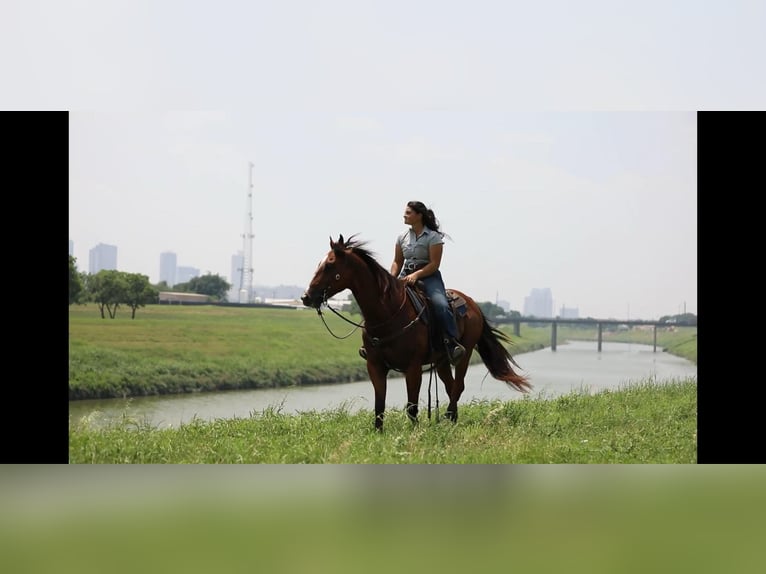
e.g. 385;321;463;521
491;317;696;352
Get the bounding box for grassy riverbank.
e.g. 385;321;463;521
68;304;695;400
69;378;697;463
69;305;698;464
68;304;548;400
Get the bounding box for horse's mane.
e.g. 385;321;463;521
336;234;399;297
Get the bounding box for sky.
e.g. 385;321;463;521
68;110;696;320
12;0;761;320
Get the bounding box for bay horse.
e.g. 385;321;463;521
301;234;532;430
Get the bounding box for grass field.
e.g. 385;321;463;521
68;303;551;399
69;303;695;400
69;304;697;464
69;378;697;463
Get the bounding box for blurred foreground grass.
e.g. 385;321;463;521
1;466;763;573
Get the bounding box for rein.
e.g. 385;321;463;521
319;296;439;420
316;304;364;339
315;286;425;347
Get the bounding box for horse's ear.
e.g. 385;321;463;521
329;235;335;249
338;234;345;246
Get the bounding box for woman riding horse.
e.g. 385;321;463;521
302;233;531;430
360;201;465;365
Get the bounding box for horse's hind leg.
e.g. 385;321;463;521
437;350;469;423
436;363;459;422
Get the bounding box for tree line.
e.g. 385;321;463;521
69;256;232;319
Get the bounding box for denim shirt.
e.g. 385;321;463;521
397;227;444;277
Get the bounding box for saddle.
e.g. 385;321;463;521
406;284;467;354
406;285;467;319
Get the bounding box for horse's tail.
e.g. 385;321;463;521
475;312;533;393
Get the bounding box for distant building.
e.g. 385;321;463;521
159;251;177;287
559;305;579;319
496;299;511;312
229;251;253;303
230;251;244;289
69;239;74;257
88;243;117;274
523;288;553;318
158;291;210;304
175;266;200;285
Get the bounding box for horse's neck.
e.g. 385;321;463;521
349;264;405;325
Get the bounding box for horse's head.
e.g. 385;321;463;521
301;234;356;309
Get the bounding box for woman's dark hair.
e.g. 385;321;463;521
407;200;446;236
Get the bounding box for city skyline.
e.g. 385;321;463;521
74;240;682;319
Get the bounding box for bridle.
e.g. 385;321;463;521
310;261;439;419
314;283;426;345
310;249;425;345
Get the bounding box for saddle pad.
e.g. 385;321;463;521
446;290;468;317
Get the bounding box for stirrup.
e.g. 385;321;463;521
359;346;367;360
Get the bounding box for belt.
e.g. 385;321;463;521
403;261;426;275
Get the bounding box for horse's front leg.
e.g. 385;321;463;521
367;361;389;431
404;364;424;424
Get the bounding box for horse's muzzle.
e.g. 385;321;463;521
301;291;321;309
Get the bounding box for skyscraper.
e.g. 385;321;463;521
175;266;200;285
160;251;177;287
230;250;244;291
88;243;117;274
523;288;553;318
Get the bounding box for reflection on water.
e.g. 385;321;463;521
69;341;697;429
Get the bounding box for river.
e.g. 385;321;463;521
68;341;697;429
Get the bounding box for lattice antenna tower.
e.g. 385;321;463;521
238;162;255;303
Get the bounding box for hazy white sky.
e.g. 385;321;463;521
13;0;761;319
68;111;696;319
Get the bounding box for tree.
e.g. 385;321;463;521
88;270;127;318
476;301;507;320
124;273;159;319
69;255;83;305
170;281;190;292
186;273;231;301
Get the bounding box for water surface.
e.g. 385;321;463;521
69;341;697;429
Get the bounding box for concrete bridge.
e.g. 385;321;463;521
493;317;696;352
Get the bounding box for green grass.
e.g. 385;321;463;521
69;304;698;464
68;304;551;399
69;378;697;463
69;304;695;400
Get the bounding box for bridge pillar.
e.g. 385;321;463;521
513;321;520;337
551;321;557;351
653;326;657;352
598;323;603;352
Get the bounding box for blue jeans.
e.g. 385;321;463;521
404;270;458;340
